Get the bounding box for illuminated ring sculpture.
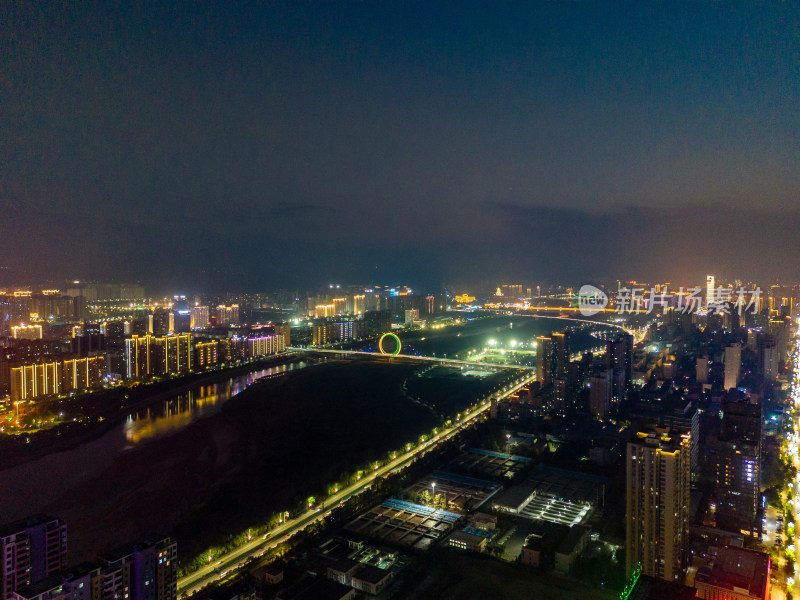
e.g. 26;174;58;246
378;333;402;356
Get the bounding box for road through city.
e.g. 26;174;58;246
177;371;536;596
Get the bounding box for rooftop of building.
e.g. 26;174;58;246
326;557;360;575
278;577;353;600
522;522;570;552
102;535;174;562
450;529;491;545
62;562;102;580
492;485;537;510
627;574;697;600
0;514;63;537
630;427;688;451
695;546;770;598
351;564;392;584
555;525;589;555
12;576;65;598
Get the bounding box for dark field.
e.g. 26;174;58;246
40;358;505;562
395;547;618;600
394;315;613;359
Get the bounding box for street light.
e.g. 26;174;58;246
431;482;436;506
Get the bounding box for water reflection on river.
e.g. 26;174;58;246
0;359;314;521
122;360;309;445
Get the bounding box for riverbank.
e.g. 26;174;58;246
0;354;301;471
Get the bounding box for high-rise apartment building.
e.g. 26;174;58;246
363;310;391;337
272;323;291;346
149;310;173;336
589;369;612;419
189;306;209;330
332;298;347;315
706;275;715;308
312;324;337;346
246;335;285;358
552;331;570;379
0;516;67;600
606;332;633;402
723;343;741;390
101;537;176;600
314;305;335;318
216;305;239;326
757;334;778;381
353;295;365;315
9;362;62;402
536;336;553;388
125;335;191;379
10;563;101;600
626;428;690;582
62;356;105;392
193;341;219;368
714;397;762;537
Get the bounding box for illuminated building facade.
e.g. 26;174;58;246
272;323;291;346
336;321;355;341
126;335;151;379
332;298;347;315
706;275;715;308
312;324;336;346
62;356;105;392
552;332;570;379
11;325;43;340
218;337;247;363
10;362;62;402
190;306;209;329
161;335;191;375
193;341;219;368
9;353;108;401
723;343;741;390
314;304;335;318
501;284;523;298
125;335;191;379
626;428;690;582
216;305;239;326
353;294;365;315
536;336;553;388
247;335;285;358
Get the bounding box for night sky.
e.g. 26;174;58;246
2;3;799;291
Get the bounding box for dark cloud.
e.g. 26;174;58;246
1;2;798;290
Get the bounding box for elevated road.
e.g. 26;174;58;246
288;347;535;370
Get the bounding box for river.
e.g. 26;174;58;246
0;360;314;521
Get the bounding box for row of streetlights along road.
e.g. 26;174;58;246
177;371;535;596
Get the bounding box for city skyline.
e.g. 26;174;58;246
3;4;800;599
